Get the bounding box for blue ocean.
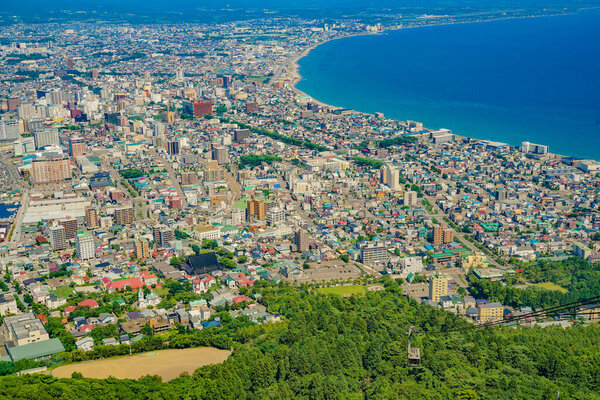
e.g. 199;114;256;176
297;10;600;160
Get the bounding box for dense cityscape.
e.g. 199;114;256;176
0;3;599;399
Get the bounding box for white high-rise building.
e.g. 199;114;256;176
385;165;402;191
75;230;95;260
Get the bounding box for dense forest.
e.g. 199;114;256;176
1;279;599;399
469;257;600;309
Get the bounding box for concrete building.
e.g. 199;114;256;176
85;206;99;229
295;228;310;252
403;190;418;206
266;207;285;226
69;136;86;157
2;313;49;346
48;224;66;250
0;294;18;316
234;129;250;143
433;226;454;246
361;242;388;264
212;146;228;164
59;218;78;240
0;120;20;141
114;206;134;225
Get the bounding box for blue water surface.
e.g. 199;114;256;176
297;10;600;159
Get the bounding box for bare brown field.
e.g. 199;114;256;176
51;347;231;381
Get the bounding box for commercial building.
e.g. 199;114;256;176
114;206;134;225
33;127;59;149
429;273;448;303
31;156;70;183
0;120;20;141
75;230;95;260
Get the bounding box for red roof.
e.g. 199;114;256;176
77;299;99;308
64;305;77;313
107;277;144;291
232;295;250;304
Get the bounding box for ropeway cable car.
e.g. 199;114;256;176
407;326;421;367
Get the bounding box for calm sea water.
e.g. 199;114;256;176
297;11;600;160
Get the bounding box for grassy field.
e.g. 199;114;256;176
318;285;365;297
52;286;74;298
533;282;568;293
51;347;231;381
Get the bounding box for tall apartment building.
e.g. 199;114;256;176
429;273;448;303
361;242;388;264
212;147;228;164
114;206;134;225
234;129;250;143
59;218;78;240
85;206;99;229
433;226;454;246
69;136;86;157
48;225;66;250
75;230;95;260
247;198;266;221
31;156;70;183
153;225;173;247
167;140;180;155
134;239;150;259
384;165;402;191
403;190;418;206
295;228;310;252
33;127;60;149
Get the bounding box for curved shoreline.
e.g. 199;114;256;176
285;10;595;161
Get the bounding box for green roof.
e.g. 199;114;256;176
7;338;65;362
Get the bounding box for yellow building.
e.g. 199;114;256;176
428;273;448;303
461;252;490;268
134;239;150;260
478;302;503;322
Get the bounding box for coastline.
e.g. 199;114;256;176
284;9;596;161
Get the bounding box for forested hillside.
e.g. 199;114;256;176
0;280;599;399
